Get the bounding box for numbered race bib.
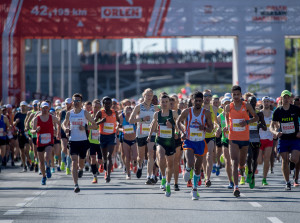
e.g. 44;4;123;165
232;119;245;132
40;133;51;144
124;125;134;134
224;131;229;138
0;128;3;137
7;131;13;139
189;128;204;141
159;126;172;138
103;123;114;134
91;130;100;140
249;122;258;131
141;123;150;135
281;122;295;134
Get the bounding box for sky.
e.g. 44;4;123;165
122;38;234;53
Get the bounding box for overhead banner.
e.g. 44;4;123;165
1;0;300;103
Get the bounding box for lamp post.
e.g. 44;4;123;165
135;41;158;97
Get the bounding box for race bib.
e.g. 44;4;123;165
91;130;100;140
124;125;134;134
7;131;13;139
281;122;295;134
224;131;229;138
141;123;150;135
159;126;172;138
232;119;245;132
0;128;3;137
249;122;258;131
189;128;204;141
103;123;114;134
40;133;51;144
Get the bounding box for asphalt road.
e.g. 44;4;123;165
0;161;299;223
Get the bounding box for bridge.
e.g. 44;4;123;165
80;61;232;99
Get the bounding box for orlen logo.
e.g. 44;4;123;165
101;7;142;19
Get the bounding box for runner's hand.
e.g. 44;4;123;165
143;116;150;122
166;120;172;128
276;132;283;138
79;125;85;131
36;126;41;133
181;132;186;140
223;126;228;133
146;136;151;143
199;124;205;131
101;117;106;123
239;120;247;127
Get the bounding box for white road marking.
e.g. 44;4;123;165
240;193;246;197
267;217;283;223
24;197;35;201
249;202;262;207
3;209;24;215
15;203;26;207
0;220;14;223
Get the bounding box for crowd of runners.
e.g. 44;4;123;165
0;86;300;200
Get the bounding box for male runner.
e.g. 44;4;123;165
177;91;213;200
0;107;10;172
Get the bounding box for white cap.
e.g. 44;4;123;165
6;104;12;109
62;102;66;107
224;93;232;99
269;97;275;103
112;98;118;103
55;106;62;111
262;96;270;101
41;102;49;108
221;97;231;104
33;100;39;105
28;104;33;108
65;98;72;104
20;101;28;106
55;99;61;105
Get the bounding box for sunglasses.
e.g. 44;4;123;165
204;94;212;97
73;100;81;103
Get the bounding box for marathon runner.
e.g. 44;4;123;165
31;102;61;185
270;90;300;190
62;93;97;193
177;91;213;200
0;106;10;173
223;85;258;197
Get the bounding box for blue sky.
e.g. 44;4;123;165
122;38;234;53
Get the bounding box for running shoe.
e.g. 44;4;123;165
205;179;211;187
290;161;295;170
92;177;98;184
165;185;171;197
133;166;137;174
126;175;131;180
233;188;240;197
150;178;156;185
183;170;191;182
46;167;51;178
22;166;27;172
60;162;65;171
192;189;199;200
154;176;158;184
114;162;118;169
34;164;38;172
11;161;15;167
239;176;245;185
41;177;47;185
227;182;234;189
246;173;252;184
220;154;225;164
174;184;180;191
249;178;255;189
270;167;274;174
187;179;193;187
285;182;292;191
130;163;133;171
216;166;220;176
78;169;83;178
105;175;111;183
85;165;89;172
198;178;202;186
201;171;205;179
136;168;142;179
74;185;80;193
160;178;166;190
145;178;153;185
294;179;299;187
57;166;61;172
262;178;269;186
30;163;34;171
212;165;216;174
99;164;104;173
51;167;55;173
66;168;71;175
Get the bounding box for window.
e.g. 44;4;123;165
41;39;49;53
25;39;32;52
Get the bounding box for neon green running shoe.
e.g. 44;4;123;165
60;162;65;171
66;167;71;175
160;178;166;190
262;178;269;186
165;185;171;197
249;178;255;189
246;173;252;184
220;154;225;164
239;176;245;185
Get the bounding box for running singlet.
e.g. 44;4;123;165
0;115;7;140
249;110;260;143
69;109;88;141
14;112;26;133
220;113;229;143
136;103;156;138
228;102;249;141
122;113;136;135
155;110;175;147
185;108;206;142
272;104;300;140
259;111;273;140
89;114;100;144
37;115;54;147
205;105;215;138
99;109;117;135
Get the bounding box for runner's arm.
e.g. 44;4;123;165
30;117;38;134
52;116;61;138
62;112;70;132
258;112;267;131
148;112;158;139
224;104;230;129
4;116;10;132
204;110;213;133
172;110;179;133
85;110;97;130
246;103;259;124
128;105;141;124
176;108;188;134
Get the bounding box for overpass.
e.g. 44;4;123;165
80;61;232;99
